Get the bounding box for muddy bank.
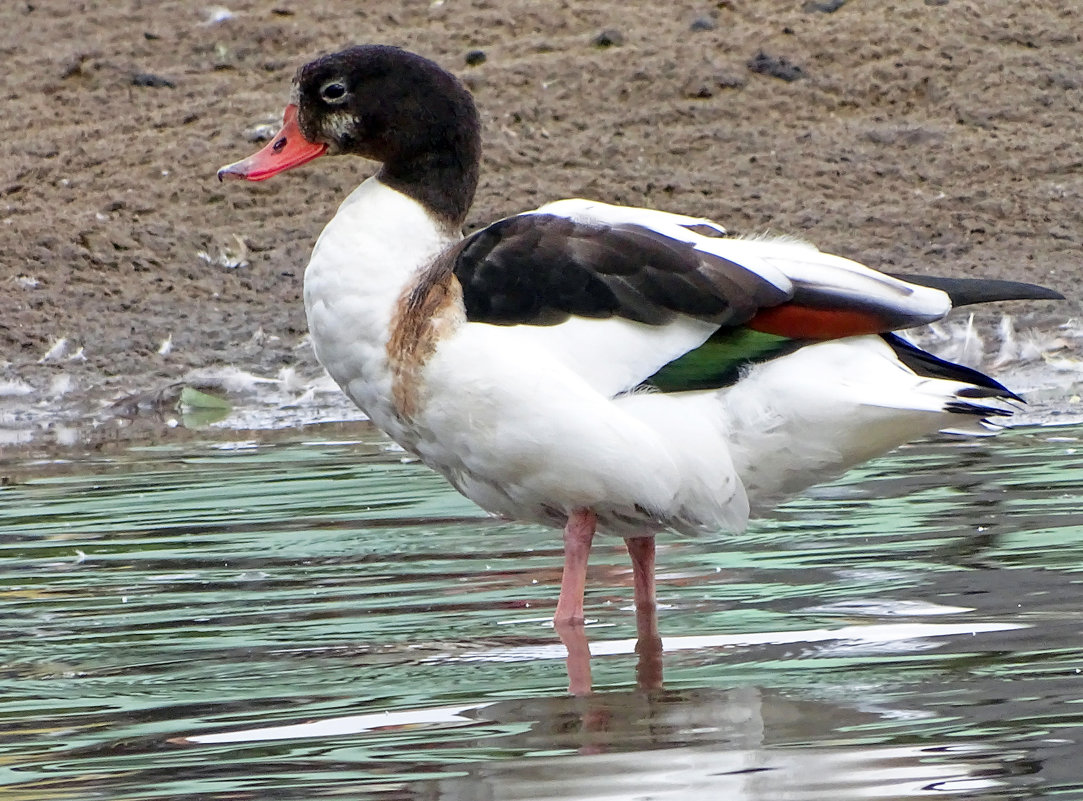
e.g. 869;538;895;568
2;0;1080;446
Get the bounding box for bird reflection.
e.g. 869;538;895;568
556;598;663;696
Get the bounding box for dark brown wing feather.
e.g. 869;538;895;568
450;214;790;326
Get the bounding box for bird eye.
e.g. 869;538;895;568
320;81;347;103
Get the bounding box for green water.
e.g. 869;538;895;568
2;423;1083;799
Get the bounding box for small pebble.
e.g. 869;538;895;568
591;29;623;48
690;16;716;32
465;49;487;66
802;0;846;11
131;72;175;88
747;51;804;82
683;79;714;99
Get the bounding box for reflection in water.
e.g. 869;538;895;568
1;425;1082;798
186;682;1033;800
429;689;1033;800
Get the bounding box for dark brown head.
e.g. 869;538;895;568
218;45;482;227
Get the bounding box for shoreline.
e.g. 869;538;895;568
4;311;1081;455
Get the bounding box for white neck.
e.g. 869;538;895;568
302;177;461;428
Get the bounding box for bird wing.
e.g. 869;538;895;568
439;199;953;396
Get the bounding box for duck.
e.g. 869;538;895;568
218;44;1060;633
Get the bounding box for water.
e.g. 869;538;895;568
2;422;1083;799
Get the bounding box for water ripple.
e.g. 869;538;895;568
1;427;1082;798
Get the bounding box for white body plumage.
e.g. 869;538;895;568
303;178;990;537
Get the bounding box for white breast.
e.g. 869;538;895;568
302;178;459;440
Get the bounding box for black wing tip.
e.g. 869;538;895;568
883;332;1025;403
944;399;1015;418
956;385;1025;403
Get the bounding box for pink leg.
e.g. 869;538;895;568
554;509;597;625
626;536;663;690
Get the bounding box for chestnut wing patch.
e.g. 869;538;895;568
451;214;790;327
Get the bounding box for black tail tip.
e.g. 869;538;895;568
891;274;1064;305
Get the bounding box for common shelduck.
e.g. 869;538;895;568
218;45;1060;638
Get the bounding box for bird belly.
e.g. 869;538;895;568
409;325;749;536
